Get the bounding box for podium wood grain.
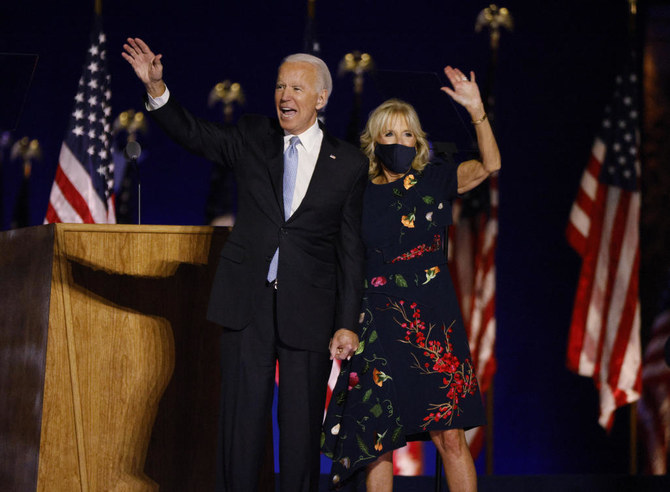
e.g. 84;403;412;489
1;224;228;491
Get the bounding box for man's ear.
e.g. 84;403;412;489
316;89;328;111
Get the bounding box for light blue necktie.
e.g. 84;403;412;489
267;136;300;281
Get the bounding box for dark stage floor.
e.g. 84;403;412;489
304;474;670;491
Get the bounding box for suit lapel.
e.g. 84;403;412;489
263;124;285;220
288;129;340;221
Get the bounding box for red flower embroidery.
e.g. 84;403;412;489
348;372;359;390
391;235;442;263
433;353;460;373
383;299;479;428
370;276;387;287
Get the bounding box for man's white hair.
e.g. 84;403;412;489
282;53;333;103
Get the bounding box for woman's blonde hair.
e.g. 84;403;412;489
360;98;430;179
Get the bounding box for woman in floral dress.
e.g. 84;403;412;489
322;65;501;492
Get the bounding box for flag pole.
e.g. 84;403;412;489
475;5;513;123
627;0;639;476
630;403;638;474
339;51;374;144
303;0;319;54
474;4;512;475
0;134;6;230
10;137;41;229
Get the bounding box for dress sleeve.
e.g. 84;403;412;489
427;158;459;201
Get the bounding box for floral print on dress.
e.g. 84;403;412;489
387;171;444;248
381;298;479;428
348;372;360;390
391;234;442;263
372;367;391;387
401;209;416;228
370;276;387;287
423;265;441;285
322;295;481;490
321;301;406;489
403;174;417;190
369;274;409;289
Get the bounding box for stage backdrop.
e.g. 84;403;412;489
2;0;670;478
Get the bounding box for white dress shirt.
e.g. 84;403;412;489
146;86;170;110
284;120;322;217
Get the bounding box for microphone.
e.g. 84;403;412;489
124;140;141;161
123;140;142;225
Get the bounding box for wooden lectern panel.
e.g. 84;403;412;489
0;226;55;492
0;224;227;492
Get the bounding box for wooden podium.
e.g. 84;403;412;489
0;224;228;491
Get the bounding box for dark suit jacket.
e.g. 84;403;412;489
150;98;368;352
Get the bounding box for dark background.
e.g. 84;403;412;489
2;0;669;477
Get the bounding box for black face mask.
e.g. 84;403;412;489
374;143;417;174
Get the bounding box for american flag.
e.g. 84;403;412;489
44;16;115;224
565;48;641;430
637;309;670;475
449;174;499;458
637;303;670;474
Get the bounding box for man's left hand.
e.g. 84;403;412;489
329;329;359;361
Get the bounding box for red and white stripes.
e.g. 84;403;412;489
566;138;641;430
45;143;115;224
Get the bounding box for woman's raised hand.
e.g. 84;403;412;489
440;66;484;115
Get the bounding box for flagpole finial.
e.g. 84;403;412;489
95;0;102;16
208;81;246;124
112;110;148;139
475;5;514;51
11;137;41;178
628;0;637;16
338;51;374;95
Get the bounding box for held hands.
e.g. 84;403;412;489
440;66;486;121
329;329;359;361
122;37;165;98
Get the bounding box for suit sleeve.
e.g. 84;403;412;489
334;157;368;335
148;96;244;168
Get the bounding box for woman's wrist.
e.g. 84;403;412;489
471;113;487;125
466;103;486;123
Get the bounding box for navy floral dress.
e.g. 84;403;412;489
322;160;485;489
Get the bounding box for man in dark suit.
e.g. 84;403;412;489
122;38;367;491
